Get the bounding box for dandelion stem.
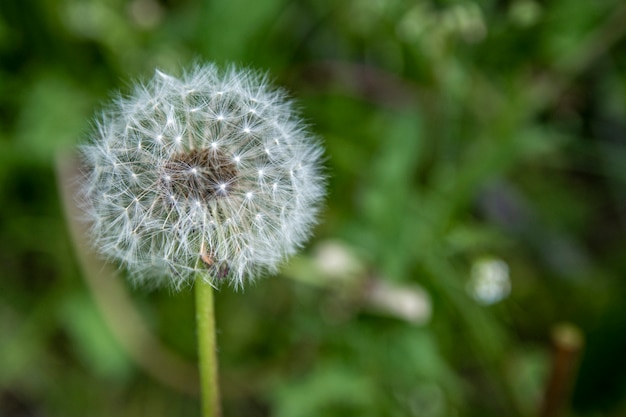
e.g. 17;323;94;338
195;276;221;417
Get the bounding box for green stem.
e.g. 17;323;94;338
195;277;221;417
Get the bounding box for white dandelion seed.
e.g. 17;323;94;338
78;64;325;289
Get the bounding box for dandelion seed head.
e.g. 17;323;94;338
79;63;325;289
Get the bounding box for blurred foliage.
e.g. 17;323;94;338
1;0;626;416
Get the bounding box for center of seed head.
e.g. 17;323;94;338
159;148;238;203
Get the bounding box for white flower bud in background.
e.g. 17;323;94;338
313;240;365;282
365;280;432;325
79;64;325;289
467;257;511;305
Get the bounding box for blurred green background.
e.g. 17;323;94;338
1;0;626;416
